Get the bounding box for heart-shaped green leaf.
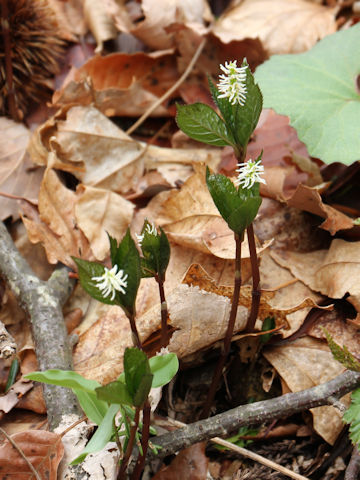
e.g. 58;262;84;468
140;222;170;279
255;24;360;164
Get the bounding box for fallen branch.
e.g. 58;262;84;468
148;369;360;461
0;221;81;429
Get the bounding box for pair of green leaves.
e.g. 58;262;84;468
176;59;263;158
25;349;179;464
206;162;262;236
139;220;170;281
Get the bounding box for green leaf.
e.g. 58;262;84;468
72;258;116;305
323;328;360;372
71;403;120;465
176;103;235;147
124;348;153;407
112;229;141;317
344;389;360;446
25;369;102;393
140;222;170;279
255;24;360;165
206;168;262;235
149;353;179;388
73;389;109;426
209;60;263;151
95;380;133;406
107;232;118;266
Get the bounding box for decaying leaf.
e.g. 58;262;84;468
264;336;348;444
153;442;208;480
271;239;360;298
0;430;64;479
212;0;336;54
84;0;117;53
0;118;43;221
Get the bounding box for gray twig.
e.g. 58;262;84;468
345;445;360;480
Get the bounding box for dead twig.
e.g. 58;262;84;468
345;445;360;480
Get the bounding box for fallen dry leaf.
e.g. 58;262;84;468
153;442;208;480
212;0;337;54
263;336;348;444
271;238;360;298
0;118;43;221
84;0;117;53
129;0;212;50
21;169;93;268
75;184;134;260
53;52;179;116
287;183;354;235
0;430;63;479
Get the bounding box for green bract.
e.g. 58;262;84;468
255;24;360;165
206;167;262;236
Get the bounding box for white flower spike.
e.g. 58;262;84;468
136;222;158;247
235;159;266;189
217;60;248;106
92;265;128;301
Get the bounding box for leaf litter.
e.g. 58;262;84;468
1;0;360;478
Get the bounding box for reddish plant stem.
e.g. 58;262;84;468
201;233;242;419
155;274;169;348
245;223;261;332
131;400;151;480
117;407;141;480
128;313;142;350
1;0;19;121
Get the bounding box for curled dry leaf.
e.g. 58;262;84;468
84;0;117;53
212;0;337;55
21;169;93;268
0;430;64;479
129;0;212;50
264;336;348;444
271;238;360;298
53;53;179;117
0;117;43;221
287;183;354;235
75;185;134;260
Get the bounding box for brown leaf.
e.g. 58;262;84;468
271;239;360;298
264;336;348;444
53;53;179;116
84;0;117;53
153;442;208;480
212;0;336;54
0;379;33;414
0;430;64;479
75;185;134;260
21;169;93;268
130;0;212;50
287;184;354;235
0;118;43;221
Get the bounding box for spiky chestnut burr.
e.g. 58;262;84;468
0;0;64;121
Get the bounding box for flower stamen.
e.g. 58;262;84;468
234;159;266;189
217;60;248;106
92;265;128;301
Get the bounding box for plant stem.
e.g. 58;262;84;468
117;407;141;480
245;223;261;332
155;274;169;348
127;313;142;349
131;400;151;480
201;233;242;419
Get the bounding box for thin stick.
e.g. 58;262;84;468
201;233;242;419
161;418;310;480
245;223;261;332
0;427;41;480
125;38;206;136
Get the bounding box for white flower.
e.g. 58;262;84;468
217;60;248;106
135;222;158;247
234;159;266;189
92;265;128;301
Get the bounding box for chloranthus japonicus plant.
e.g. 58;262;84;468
176;59;265;418
26;225;177;480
